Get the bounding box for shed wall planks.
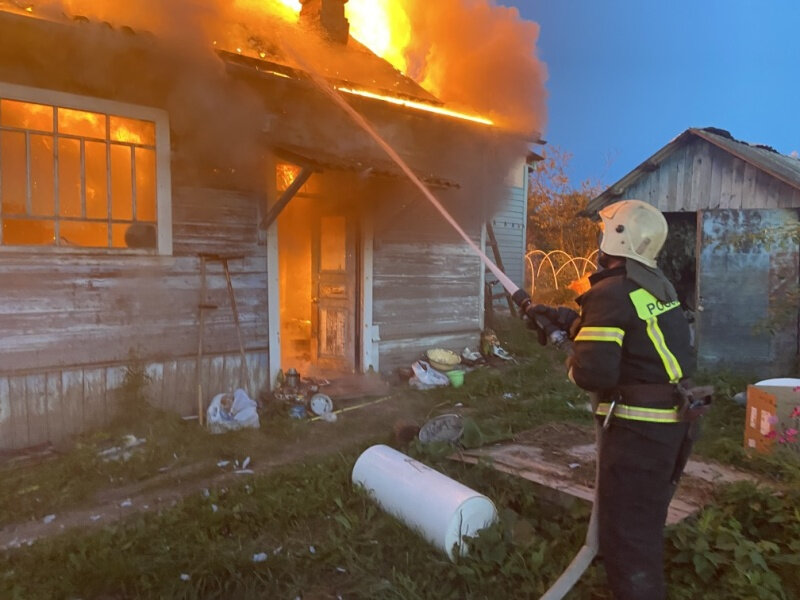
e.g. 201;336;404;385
616;139;800;212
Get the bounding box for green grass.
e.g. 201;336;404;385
1;319;799;599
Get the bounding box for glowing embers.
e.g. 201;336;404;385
276;162;318;194
0;98;157;249
335;86;494;126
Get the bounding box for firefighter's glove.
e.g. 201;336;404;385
532;305;579;337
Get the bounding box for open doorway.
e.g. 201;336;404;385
276;170;360;376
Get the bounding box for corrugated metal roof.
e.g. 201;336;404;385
584;128;800;216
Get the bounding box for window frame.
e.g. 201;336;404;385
0;81;172;255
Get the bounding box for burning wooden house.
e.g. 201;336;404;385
585;127;800;376
0;1;540;449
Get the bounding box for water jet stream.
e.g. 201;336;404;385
276;36;520;297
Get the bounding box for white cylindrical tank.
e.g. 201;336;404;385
352;444;498;560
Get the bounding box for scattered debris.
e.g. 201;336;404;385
419;414;464;444
461;347;482;363
42;514;56;524
409;360;449;389
120;499;132;508
217;460;230;468
97;435;147;462
309;393;333;416
206;389;260;434
319;412;338;423
492;346;513;361
288;404;307;419
426;348;461;372
90;515;102;522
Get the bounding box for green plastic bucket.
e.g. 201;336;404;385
446;369;465;388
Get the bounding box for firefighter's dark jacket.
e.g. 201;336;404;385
569;265;694;392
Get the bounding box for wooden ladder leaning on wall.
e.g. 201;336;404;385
484;222;517;325
196;253;249;425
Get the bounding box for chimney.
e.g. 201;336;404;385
300;0;350;45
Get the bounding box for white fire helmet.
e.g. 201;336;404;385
598;199;668;268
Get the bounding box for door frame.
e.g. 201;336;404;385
265;167;377;388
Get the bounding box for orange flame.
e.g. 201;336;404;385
275;0;411;73
336;86;493;126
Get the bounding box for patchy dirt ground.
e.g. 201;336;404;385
0;384;445;551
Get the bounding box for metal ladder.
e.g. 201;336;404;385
196;253;248;424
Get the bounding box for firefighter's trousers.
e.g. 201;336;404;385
597;418;691;600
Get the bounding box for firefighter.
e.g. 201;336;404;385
529;199;706;600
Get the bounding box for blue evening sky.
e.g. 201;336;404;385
504;1;800;187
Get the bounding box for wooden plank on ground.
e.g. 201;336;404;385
452;442;760;525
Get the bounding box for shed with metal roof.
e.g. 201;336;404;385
585;128;800;376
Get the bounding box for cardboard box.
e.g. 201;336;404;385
744;383;800;453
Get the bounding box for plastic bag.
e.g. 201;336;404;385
207;388;260;434
409;360;450;389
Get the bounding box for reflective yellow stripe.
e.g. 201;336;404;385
596;402;681;423
628;289;684;384
574;326;625;346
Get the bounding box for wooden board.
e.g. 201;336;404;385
453;441;760;525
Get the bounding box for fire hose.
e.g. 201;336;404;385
511;288;602;600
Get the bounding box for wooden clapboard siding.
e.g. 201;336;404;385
0;351;269;450
0;184;270;450
491;184;528;290
613;138;800;212
372;186;482;369
172;187;264;257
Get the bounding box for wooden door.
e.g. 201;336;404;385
311;211;357;372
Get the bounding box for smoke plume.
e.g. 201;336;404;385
400;0;547;138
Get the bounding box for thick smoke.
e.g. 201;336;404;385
4;0;546;211
400;0;547;138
